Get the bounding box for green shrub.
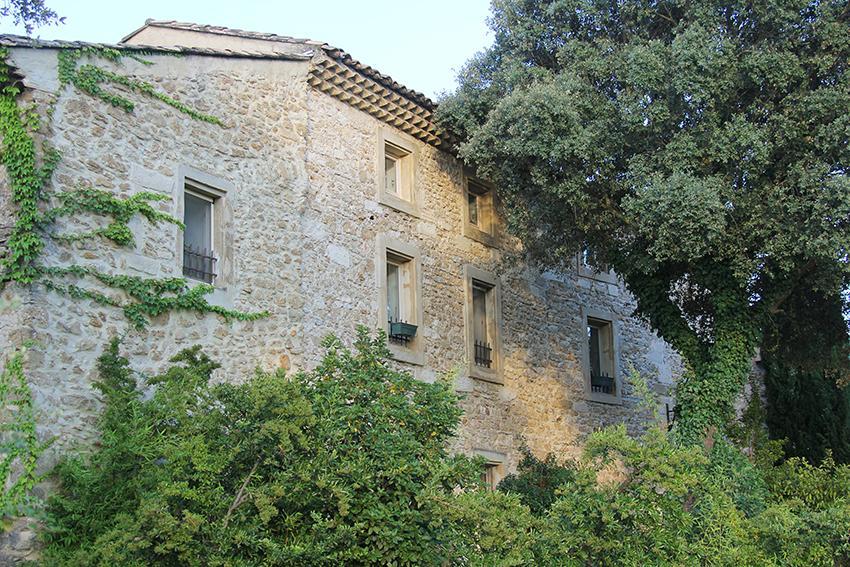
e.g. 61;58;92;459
429;488;537;566
497;445;575;515
754;454;850;566
764;361;850;465
532;427;769;566
38;329;850;566
41;329;508;566
498;426;850;566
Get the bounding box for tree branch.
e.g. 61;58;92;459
222;458;260;528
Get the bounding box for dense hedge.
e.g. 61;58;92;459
40;330;850;565
764;361;850;465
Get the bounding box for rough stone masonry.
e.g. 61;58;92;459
0;20;683;563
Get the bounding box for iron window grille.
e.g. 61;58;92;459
474;340;493;368
590;372;615;395
183;245;217;284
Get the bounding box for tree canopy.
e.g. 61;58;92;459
1;0;62;34
439;0;850;442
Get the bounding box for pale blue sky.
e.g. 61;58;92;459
0;0;493;99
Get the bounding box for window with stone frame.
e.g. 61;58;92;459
588;318;615;394
377;128;419;216
583;310;622;403
463;176;496;245
472;282;493;367
464;266;503;383
577;247;617;284
182;184;218;284
475;449;506;490
386;250;415;331
377;235;424;365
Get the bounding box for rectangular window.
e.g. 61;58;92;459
586;316;618;399
378;235;424;365
463;177;496;245
385;154;400;196
386;260;401;322
464;266;502;383
386;250;415;343
475;449;506;490
467;191;479;227
482;463;498;489
472;282;492;368
377;131;419;216
182;188;217;283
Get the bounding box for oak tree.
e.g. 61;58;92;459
440;0;850;442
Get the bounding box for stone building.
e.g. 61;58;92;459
0;20;682;497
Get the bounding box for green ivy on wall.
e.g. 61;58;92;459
57;47;224;125
0;342;50;527
0;46;267;329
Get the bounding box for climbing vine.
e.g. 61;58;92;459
47;186;182;245
0;46;267;329
0;343;50;527
57;48;224;125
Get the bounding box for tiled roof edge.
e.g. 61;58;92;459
0;34;314;61
130;19;324;47
323;48;435;111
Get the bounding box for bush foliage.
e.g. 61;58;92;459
498;428;850;566
41;331;850;565
764;361;850;465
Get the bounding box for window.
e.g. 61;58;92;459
376;129;419;216
181;178;228;285
472;282;492;368
474;449;505;490
177;166;232;289
464;266;502;383
386;250;415;341
582;309;621;403
183;189;216;283
377;235;424;365
588;319;615;393
577;248;617;284
482;463;499;489
468;190;479;226
463;176;496;245
384;146;403;196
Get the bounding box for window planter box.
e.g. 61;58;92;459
389;321;417;339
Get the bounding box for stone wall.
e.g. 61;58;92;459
2;47;313;456
301;88;681;471
0;43;682;561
